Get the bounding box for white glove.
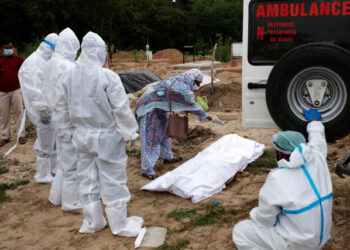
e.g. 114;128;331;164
211;115;225;126
39;107;51;125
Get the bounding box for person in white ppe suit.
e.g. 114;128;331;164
18;33;58;184
233;109;332;250
57;31;143;235
43;27;82;212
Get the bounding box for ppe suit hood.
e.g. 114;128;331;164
55;27;80;61
38;33;58;61
277;143;314;169
78;31;107;66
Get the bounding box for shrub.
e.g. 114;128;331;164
214;34;232;62
19;37;43;58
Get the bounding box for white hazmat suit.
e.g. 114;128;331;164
233;121;333;249
58;31;143;235
43;28;82;212
18;33;58;184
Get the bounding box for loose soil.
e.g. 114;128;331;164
0;52;349;250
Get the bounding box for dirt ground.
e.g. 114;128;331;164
0;49;349;250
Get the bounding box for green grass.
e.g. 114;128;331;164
101;246;117;250
126;149;141;159
0;180;30;203
68;228;79;234
166;203;226;232
180;203;225;231
245;149;277;175
0;166;9;175
155;238;189;250
0;154;11;175
166;208;197;221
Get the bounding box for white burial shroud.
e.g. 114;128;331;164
141;134;265;203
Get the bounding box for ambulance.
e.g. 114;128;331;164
242;0;350;140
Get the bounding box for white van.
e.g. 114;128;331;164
242;0;350;141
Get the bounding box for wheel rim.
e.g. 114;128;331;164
287;67;347;123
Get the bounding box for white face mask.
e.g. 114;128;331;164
193;84;199;90
3;49;13;56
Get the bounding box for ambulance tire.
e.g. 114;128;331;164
266;43;350;141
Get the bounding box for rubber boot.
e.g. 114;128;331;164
105;203;144;236
48;169;63;206
118;216;144;237
79;201;107;233
50;155;58;176
105;203;127;235
61;180;83;213
34;157;53;183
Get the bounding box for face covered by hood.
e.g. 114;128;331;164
77;31;107;67
172;68;203;92
55;27;80;61
39;33;58;61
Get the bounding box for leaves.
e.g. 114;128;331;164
1;0;243;56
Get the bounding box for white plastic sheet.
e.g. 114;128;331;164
4;109;26;157
141;134;265;203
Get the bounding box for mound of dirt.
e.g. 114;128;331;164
188;125;216;139
215;71;241;82
154;49;183;64
113;50;146;62
195;81;241;112
114;49;182;64
174;125;217;147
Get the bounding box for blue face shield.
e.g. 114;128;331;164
43;40;56;51
3;49;13;56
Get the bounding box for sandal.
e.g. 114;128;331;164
142;173;159;180
163;157;183;164
19;137;27;145
0;139;10;147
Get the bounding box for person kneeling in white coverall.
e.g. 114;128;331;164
43;27;82;212
18;33;58;184
232;109;333;250
57;31;143;235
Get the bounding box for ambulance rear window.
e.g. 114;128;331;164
248;0;350;65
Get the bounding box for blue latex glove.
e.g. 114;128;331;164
303;108;321;122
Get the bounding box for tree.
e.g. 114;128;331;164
0;0;243;55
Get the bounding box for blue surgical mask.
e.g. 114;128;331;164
3;49;13;56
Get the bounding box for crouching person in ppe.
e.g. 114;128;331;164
58;31;143;235
18;33;58;183
43;27;82;213
232;109;333;250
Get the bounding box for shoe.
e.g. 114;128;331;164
19;137;27;145
0;139;10;147
142;173;159;180
163;157;183;164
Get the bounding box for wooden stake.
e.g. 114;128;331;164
211;43;217;94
